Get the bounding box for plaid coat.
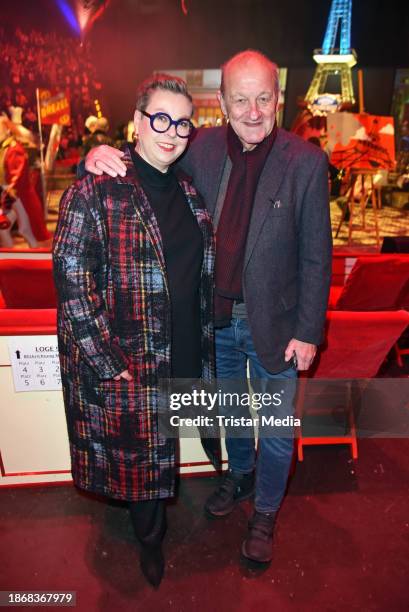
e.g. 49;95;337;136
53;150;215;501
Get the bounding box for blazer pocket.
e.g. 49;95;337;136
269;201;290;217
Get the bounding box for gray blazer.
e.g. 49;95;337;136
180;126;332;373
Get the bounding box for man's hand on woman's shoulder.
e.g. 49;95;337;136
85;144;127;177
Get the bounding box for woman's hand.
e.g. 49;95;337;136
85;145;127;178
114;369;133;381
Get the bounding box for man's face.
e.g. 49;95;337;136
218;58;279;151
134;90;192;173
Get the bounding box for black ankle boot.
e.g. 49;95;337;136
139;545;164;588
241;510;277;563
129;499;167;587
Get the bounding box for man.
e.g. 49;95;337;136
84;50;332;564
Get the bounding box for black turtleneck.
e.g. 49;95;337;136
129;145;203;378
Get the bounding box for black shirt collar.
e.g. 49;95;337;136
128;143;174;190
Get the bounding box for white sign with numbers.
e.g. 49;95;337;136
8;336;61;392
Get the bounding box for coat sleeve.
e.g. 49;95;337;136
53;183;128;379
294;151;332;345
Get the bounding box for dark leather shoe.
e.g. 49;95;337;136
204;469;254;518
241;511;277;563
140;545;164;588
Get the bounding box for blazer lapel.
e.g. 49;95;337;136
193;126;228;217
244;132;292;269
207;142;229;216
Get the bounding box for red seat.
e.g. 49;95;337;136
328;285;343;309
0;308;57;335
329;255;409;311
0;259;57;309
296;310;409;461
329;255;409;366
331;251;382;288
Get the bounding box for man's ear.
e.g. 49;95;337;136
275;90;281;116
133;109;141;138
217;90;228;119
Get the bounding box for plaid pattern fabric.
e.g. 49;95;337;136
53;150;215;501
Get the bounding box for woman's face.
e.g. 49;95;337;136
134;89;192;173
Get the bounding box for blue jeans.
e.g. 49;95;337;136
215;318;297;513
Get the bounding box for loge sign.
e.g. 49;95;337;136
8;336;62;392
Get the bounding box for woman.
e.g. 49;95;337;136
53;74;215;587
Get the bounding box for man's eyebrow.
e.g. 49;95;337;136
230;91;273;98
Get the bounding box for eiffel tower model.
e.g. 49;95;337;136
306;0;357;114
292;0;357;136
